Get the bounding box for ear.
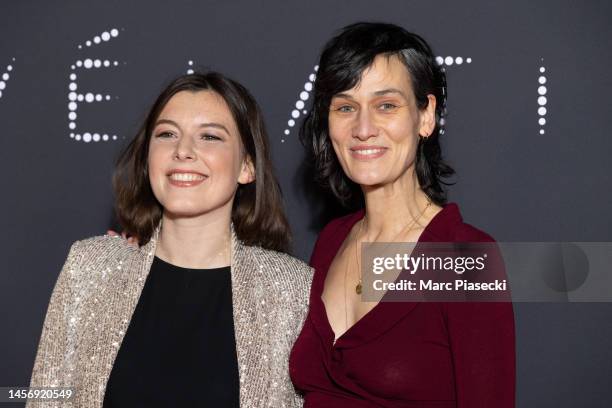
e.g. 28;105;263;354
418;94;437;138
238;155;255;184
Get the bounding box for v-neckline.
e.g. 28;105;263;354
311;204;457;350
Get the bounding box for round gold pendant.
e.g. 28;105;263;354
355;282;362;295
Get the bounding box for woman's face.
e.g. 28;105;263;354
328;54;436;188
148;90;253;218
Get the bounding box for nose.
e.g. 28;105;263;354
353;108;378;141
173;135;196;161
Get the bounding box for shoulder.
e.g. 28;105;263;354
246;245;311;273
61;234;141;277
427;203;497;243
310;211;362;259
48;235;142;306
453;222;496;243
240;245;313;311
316;210;363;243
69;234;138;260
242;245;313;287
75;234;137;252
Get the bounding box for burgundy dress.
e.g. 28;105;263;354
289;203;515;408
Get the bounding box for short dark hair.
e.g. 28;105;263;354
301;22;454;206
113;72;291;252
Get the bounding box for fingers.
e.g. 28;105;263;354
106;230;139;248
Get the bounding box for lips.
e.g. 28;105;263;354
169;173;205;182
349;146;388;159
167;170;208;187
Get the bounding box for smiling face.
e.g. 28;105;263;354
147;90;254;218
328;54;436;188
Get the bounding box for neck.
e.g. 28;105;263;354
155;206;232;269
361;168;440;240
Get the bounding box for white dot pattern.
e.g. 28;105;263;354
69;29;122;142
436;56;472;66
187;60;194;74
78;28;120;49
72;133;116;143
283;65;318;142
0;58;15;99
537;62;548;135
75;59;117;70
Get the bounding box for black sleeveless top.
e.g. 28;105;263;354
103;256;239;407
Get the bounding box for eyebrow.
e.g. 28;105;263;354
333;88;408;100
373;88;408;98
154;119;230;135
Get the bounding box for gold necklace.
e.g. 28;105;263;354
354;199;432;295
336;199;432;344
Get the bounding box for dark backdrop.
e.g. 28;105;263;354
1;1;611;406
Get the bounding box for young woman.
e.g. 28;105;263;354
28;72;312;407
290;22;515;407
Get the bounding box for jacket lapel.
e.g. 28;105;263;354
93;227;159;403
230;227;277;406
229;226;254;405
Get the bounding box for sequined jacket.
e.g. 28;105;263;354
27;228;313;407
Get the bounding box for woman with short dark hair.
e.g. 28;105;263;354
290;22;515;407
28;72;312;407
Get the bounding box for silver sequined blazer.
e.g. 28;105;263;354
27;227;313;407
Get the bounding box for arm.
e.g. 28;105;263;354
446;227;516;406
27;241;83;406
444;301;516;407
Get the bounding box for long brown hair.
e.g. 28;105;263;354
113;72;291;252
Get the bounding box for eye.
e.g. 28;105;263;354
379;102;398;111
155;131;175;138
335;105;355;113
200;133;222;141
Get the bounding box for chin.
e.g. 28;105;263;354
161;202;209;218
347;171;388;187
